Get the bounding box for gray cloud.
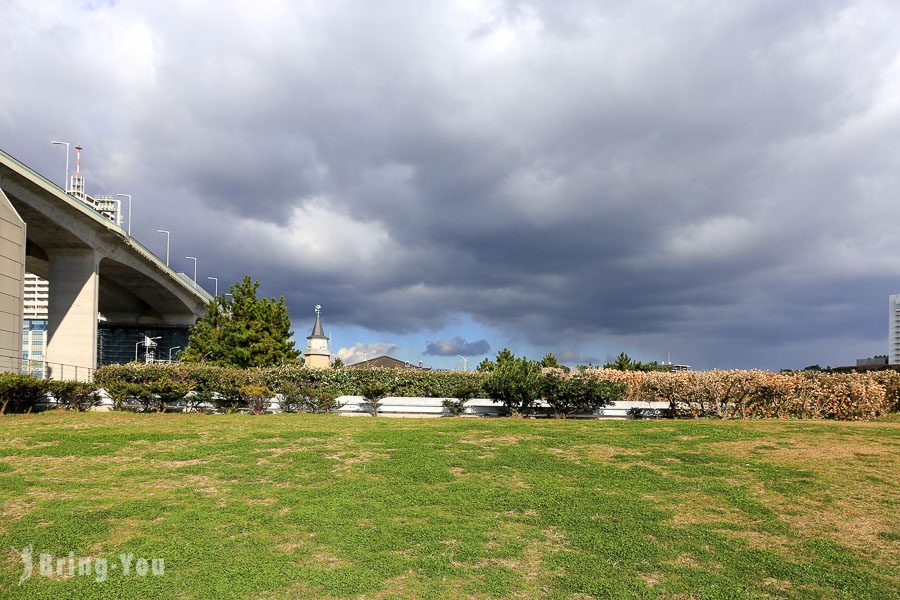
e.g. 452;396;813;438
3;1;900;369
425;337;491;357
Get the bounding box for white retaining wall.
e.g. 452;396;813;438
43;392;670;419
334;396;670;419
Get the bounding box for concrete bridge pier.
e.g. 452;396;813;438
46;248;99;381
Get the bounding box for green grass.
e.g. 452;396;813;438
0;413;898;599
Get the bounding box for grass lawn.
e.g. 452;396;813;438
0;413;898;599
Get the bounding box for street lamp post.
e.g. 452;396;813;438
50;140;70;191
185;256;198;288
134;337;161;362
457;355;468;371
168;346;181;361
116;194;133;236
207;277;218;297
156;230;170;266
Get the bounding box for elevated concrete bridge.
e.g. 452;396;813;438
0;148;211;379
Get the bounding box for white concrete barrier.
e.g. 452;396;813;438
66;391;670;418
335;396;670;419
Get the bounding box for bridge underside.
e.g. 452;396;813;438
27;251;199;327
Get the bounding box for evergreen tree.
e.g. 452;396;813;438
603;352;667;372
181;276;301;368
475;358;494;372
495;347;515;365
476;347;516;372
483;353;542;415
540;353;561;368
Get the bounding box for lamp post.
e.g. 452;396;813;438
50;140;70;191
156;229;170;266
185;256;197;288
207;276;218;297
116;194;133;236
457;355;468;371
168;346;181;361
134;337;162;362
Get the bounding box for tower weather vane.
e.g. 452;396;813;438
315;304;321;317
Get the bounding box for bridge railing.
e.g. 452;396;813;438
0;356;94;382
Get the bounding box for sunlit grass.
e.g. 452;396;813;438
1;413;897;598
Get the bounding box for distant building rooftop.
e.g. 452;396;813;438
346;356;428;370
856;355;888;367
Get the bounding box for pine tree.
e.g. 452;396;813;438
476;347;516;372
539;353;561;368
181;276;301;368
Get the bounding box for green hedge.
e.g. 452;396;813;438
94;363;488;400
92;363;899;420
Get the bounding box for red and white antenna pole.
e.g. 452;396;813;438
71;145;85;198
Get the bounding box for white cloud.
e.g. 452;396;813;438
335;342;401;365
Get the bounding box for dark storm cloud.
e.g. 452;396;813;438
425;337;491;357
3;0;900;369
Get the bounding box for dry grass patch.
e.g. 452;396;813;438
324;450;389;472
471;525;568;597
548;443;639;463
706;428;900;567
762;577;792;592
0;498;35;522
259;444;315;459
641;571;663;588
156;458;207;468
720;529;794;554
775;494;900;566
458;433;539;449
92;517;144;550
710;435;899;469
643;490;750;528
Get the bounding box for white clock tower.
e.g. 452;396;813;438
305;305;331;369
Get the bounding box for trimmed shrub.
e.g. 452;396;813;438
541;372;625;418
105;381;154;412
0;373;50;415
148;378;189;413
276;381;307;413
443;382;479;416
483;356;542;415
50;381;101;412
359;380;390;416
869;370;900;412
304;388;344;414
212;369;251;413
241;383;273;415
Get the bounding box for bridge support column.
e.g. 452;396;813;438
46;248;99;381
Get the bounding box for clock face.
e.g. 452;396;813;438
309;338;328;352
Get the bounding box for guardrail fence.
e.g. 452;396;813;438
0;356;94;382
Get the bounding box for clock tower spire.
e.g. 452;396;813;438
305;305;331;368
